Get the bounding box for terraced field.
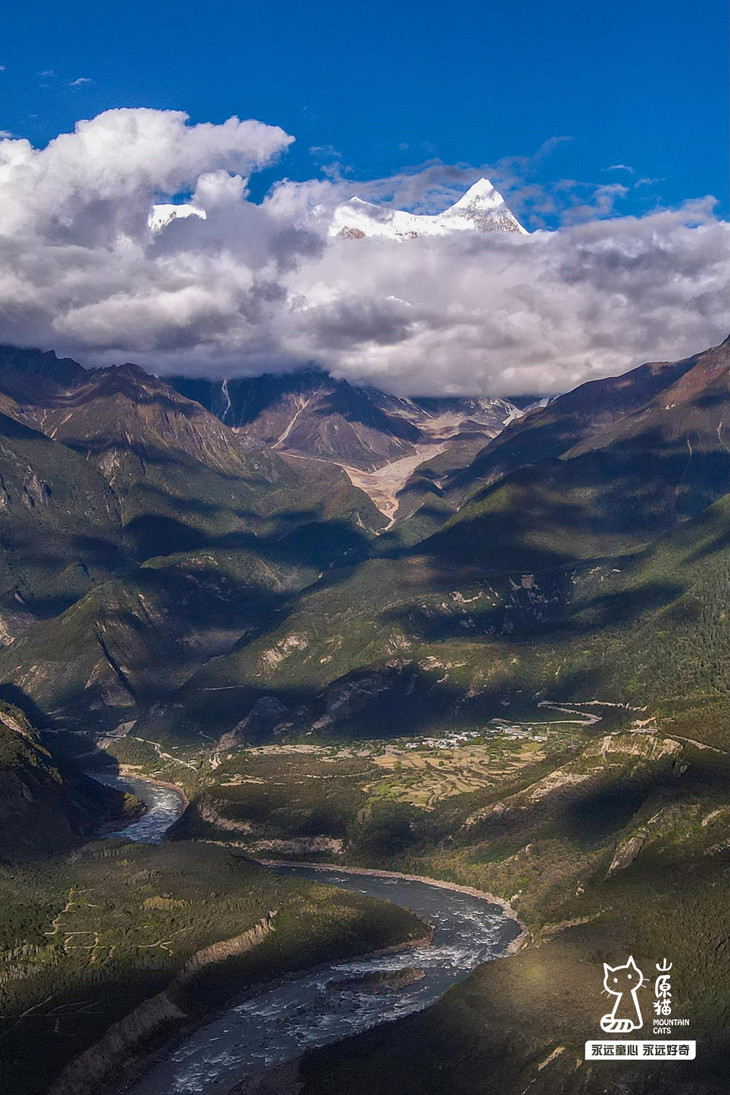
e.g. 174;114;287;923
168;716;584;855
363;738;549;808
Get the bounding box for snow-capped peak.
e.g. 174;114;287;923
329;178;526;240
451;177;503;209
148;203;207;233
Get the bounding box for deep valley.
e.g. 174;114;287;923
0;334;727;1095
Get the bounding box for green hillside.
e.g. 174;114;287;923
0;339;727;1095
0;841;424;1095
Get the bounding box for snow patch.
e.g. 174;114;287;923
148;203;207;233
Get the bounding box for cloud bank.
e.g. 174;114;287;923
0;108;727;395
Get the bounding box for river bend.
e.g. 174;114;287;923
92;773;520;1095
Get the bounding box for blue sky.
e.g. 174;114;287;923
2;0;727;221
0;0;726;392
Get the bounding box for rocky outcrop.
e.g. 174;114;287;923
47;992;187;1095
196;802;254;833
605;832;647;877
323;670;394;721
219;696;292;748
174;914;274;983
589;734;682;761
326;966;425;994
259;637;309;675
248;836;344;857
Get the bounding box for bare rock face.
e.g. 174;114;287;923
324;671;392;721
606;832;647;877
259;634;310;674
219;696;292;748
171;368;421;471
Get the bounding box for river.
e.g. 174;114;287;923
89;770;186;843
93;773;521;1095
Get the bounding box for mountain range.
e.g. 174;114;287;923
148;176;526;243
0;332;728;1095
171;368;525;523
0;335;726;749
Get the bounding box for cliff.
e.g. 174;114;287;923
47;912;276;1095
0;703;124;861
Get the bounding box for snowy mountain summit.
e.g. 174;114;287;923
330;178;526;240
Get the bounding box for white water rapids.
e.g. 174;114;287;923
91;772;520;1094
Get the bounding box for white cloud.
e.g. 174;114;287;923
0;109;726;396
279;199;729;394
69;77;92;86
